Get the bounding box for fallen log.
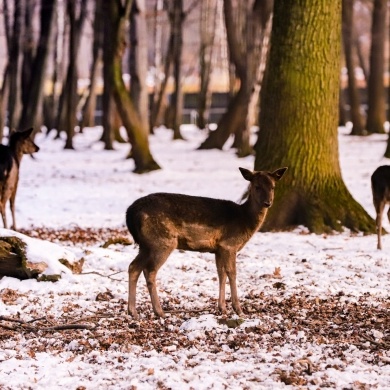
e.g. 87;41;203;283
0;239;30;279
0;232;84;281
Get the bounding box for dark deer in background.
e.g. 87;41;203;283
0;128;39;230
371;165;390;249
125;167;287;319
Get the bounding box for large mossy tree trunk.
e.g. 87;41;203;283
104;0;160;173
254;0;375;234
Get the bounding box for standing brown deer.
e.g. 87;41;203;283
125;166;287;318
371;165;390;249
0;128;39;230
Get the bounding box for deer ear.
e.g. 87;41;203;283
239;167;254;182
18;128;33;138
271;167;288;181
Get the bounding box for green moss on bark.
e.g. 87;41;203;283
254;1;374;233
261;181;375;234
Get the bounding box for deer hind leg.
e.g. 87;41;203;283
0;201;7;229
128;251;146;319
215;253;228;314
143;244;175;318
375;201;385;250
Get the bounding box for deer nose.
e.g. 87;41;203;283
263;201;272;208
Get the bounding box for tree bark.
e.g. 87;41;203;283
19;0;57;131
342;0;365;135
199;0;268;152
63;0;88;149
366;0;386;134
7;0;24;132
105;0;161;173
255;0;375;234
197;0;218;129
80;0;103;131
165;0;185;140
129;0;150;132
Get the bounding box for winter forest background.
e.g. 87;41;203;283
0;2;390;388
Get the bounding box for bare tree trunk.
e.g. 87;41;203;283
19;0;57;131
63;0;88;149
0;2;11;137
366;0;386;134
0;65;10;139
104;0;160;172
355;37;369;83
129;0;149;132
339;85;347;126
342;0;365;135
149;0;164;133
7;0;24;132
199;0;269;152
102;21;115;151
150;34;173;132
166;0;185;140
197;0;218;130
80;0;103;131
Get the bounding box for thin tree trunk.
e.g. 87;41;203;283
366;0;386;134
199;0;268;151
105;0;160;172
0;65;10;139
197;0;218;129
7;0;24;132
80;0;103;131
64;0;88;149
149;0;164;134
19;0;57;131
166;0;185;140
342;0;365;135
129;0;149;132
150;35;173;132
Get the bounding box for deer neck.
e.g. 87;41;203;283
241;195;268;230
11;147;24;167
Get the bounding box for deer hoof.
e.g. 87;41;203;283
127;308;139;320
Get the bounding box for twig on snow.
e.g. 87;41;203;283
0;315;96;332
361;333;390;349
79;270;124;281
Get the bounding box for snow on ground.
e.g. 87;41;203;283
0;125;389;389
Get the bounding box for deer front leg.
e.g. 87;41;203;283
225;253;243;317
0;202;7;229
215;253;228;314
216;248;243;316
143;268;165;318
376;203;385;250
10;190;17;230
